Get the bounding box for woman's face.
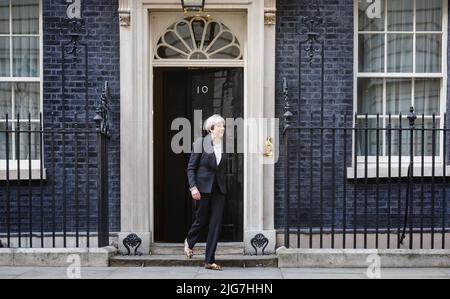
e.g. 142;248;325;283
211;122;225;138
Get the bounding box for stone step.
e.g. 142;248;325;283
150;242;244;256
109;254;278;268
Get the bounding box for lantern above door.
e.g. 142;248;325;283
181;0;205;13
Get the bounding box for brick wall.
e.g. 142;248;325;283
43;0;121;233
274;0;450;233
0;0;121;238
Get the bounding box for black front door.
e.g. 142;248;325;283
154;67;244;243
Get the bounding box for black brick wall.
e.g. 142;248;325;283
42;0;121;233
275;0;450;233
0;0;121;237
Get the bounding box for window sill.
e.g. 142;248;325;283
0;169;47;181
347;164;450;179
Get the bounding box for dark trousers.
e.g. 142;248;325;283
186;179;225;264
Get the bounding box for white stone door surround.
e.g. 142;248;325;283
118;0;277;255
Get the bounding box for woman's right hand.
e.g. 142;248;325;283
191;187;201;201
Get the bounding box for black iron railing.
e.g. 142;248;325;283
282;80;450;250
0;82;110;249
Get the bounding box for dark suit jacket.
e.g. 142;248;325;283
187;134;227;195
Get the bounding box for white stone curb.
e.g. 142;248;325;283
276;247;450;268
0;246;117;267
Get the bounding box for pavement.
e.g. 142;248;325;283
0;267;449;279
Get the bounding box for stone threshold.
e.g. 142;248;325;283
110;254;278;268
150;242;244;256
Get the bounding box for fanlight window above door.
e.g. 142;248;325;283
155;17;242;60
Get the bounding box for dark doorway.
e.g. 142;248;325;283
153;67;244;243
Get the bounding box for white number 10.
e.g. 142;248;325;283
197;86;209;94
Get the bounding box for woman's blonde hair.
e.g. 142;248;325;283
204;114;225;132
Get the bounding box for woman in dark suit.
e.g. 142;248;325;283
184;114;227;271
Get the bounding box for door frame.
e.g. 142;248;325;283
150;11;246;244
118;0;277;255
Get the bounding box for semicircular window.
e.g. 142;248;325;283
155;17;242;60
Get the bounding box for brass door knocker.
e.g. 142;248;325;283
263;137;273;157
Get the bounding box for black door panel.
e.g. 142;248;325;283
154;67;243;243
